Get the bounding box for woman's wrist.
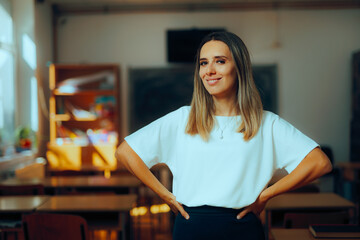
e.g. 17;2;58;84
156;186;173;202
259;187;273;203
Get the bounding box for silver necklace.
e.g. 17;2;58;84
218;117;234;139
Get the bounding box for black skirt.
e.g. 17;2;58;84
173;205;265;240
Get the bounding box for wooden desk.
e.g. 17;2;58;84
47;164;120;176
271;228;355;240
0;196;49;213
0;178;43;187
36;194;137;240
0;175;141;195
265;193;356;239
44;175;141;195
45;175;141;188
265;193;355;211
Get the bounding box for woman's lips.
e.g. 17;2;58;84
206;78;221;86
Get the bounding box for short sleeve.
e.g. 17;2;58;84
124;107;185;169
271;114;319;173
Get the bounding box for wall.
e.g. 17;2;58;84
52;9;360;163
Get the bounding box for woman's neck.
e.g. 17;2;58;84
213;96;238;116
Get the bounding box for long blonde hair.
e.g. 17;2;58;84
185;31;263;141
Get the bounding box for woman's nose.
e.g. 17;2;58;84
206;63;216;75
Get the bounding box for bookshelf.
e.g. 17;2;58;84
46;64;121;170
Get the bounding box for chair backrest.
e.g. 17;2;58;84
22;213;89;240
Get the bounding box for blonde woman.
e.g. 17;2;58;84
115;31;332;240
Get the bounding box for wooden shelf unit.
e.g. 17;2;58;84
47;64;121;170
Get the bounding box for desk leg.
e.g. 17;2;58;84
119;212;133;240
334;168;344;196
264;210;271;240
353;170;359;202
357;203;360;225
351;206;357;225
129;212;134;240
356;169;360;225
120;212;126;240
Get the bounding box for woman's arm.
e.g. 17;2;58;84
237;147;332;219
115;141;189;219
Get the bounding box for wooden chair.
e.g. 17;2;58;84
283;211;349;228
0;184;45;240
0;220;23;240
22;213;89;240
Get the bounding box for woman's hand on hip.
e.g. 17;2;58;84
236;194;267;219
163;193;190;220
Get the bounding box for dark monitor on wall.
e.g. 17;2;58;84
167;28;226;63
128;66;195;133
128;64;277;133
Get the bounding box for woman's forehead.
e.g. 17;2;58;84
200;40;231;58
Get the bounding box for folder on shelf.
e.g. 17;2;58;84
57;70;114;93
309;224;360;238
64;101;97;121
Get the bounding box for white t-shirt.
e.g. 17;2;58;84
125;106;318;209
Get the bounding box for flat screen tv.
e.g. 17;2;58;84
167;28;226;63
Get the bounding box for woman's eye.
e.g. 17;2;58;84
200;61;207;66
216;60;226;64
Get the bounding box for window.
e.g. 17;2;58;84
0;0;38;157
0;0;16;154
22;33;38;132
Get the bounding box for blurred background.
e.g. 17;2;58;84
0;0;359;239
1;0;359;163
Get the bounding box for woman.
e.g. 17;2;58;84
115;31;332;240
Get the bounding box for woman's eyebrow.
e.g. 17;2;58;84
214;56;228;59
200;56;228;61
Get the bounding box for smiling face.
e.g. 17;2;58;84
199;40;238;100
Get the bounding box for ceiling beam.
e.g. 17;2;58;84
50;1;360;16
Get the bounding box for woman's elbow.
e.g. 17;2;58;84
115;141;128;165
306;148;333;177
320;158;333;175
317;150;333;175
